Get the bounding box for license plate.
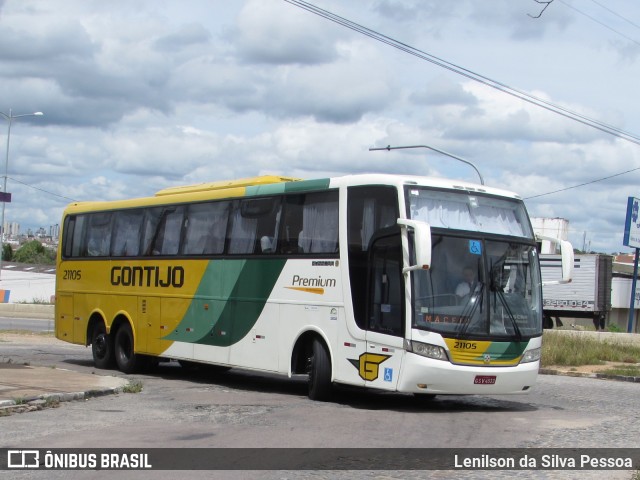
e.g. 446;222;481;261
474;375;496;385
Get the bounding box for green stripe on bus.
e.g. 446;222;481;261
478;341;529;361
284;178;330;192
245;183;287;196
245;178;330;197
163;259;287;347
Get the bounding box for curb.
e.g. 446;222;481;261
0;386;125;415
539;368;640;383
593;372;640;383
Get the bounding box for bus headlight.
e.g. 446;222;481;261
406;340;448;361
520;347;541;363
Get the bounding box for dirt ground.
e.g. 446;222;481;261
544;361;638;375
0;331;61;345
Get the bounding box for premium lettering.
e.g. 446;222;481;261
111;266;184;288
291;275;336;288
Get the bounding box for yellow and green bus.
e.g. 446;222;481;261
55;173;572;400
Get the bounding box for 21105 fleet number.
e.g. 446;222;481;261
63;269;82;280
453;341;477;350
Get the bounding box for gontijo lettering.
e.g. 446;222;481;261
110;266;184;288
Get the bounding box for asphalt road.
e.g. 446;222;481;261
0;317;54;333
0;327;639;480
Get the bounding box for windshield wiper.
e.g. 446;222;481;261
492;288;522;341
456;282;484;338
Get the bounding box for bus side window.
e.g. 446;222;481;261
300;191;338;254
227;201;258;254
279;191;338;255
62;215;87;258
111;210;144;257
228;197;281;255
280;195;304;254
149;206;185;256
141;207;163;256
183;202;229;256
86;213;112;257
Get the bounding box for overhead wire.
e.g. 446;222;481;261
284;0;640;200
558;0;640;48
7;176;78;202
586;0;640;33
523;166;640;199
284;0;640;146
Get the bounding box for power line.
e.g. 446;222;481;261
7;176;77;202
586;0;640;33
285;0;640;200
284;0;640;147
523;166;640;199
559;0;640;47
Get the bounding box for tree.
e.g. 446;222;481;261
13;240;56;265
1;243;12;261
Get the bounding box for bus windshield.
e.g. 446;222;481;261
406;187;542;340
411;235;542;340
406;187;532;238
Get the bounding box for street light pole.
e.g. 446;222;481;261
369;144;485;185
0;109;44;280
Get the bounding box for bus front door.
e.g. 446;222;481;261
364;230;405;391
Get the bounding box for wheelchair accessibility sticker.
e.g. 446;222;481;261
469;240;482;255
384;368;393;382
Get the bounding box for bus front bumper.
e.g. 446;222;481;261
396;352;539;395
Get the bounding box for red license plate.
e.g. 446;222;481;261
474;375;496;385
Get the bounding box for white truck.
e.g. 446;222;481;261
540;254;613;329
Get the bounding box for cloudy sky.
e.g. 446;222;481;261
1;0;640;253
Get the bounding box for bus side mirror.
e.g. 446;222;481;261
397;219;432;273
537;234;574;285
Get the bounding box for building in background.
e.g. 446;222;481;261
1;221;20;238
533;217;637;332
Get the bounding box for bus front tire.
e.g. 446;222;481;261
91;323;115;370
308;339;332;401
114;323;141;374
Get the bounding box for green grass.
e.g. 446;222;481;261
122;380;143;394
16;297;54;305
44;397;60;408
599;365;640;377
542;331;640;367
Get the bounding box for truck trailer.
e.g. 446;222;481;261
541;254;612;330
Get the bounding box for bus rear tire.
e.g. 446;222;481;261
91;323;115;370
308;339;332;401
114;323;141;374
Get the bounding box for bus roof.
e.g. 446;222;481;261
328;173;522;200
62;173;522;214
154;175;302;197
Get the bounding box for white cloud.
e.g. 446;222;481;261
235;0;343;65
0;0;639;253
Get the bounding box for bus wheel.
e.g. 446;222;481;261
91;323;115;370
114;323;140;374
307;339;332;401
